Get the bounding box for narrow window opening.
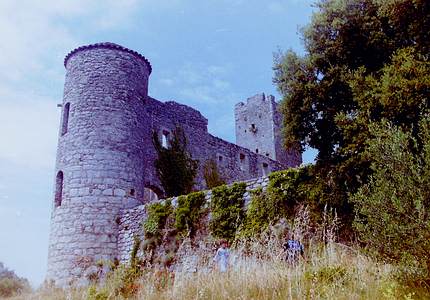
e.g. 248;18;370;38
265;153;270;157
61;103;70;136
239;153;247;171
161;130;170;148
255;149;259;154
55;171;64;207
143;187;159;202
218;155;223;162
129;188;135;196
262;163;269;175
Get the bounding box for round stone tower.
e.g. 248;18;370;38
46;43;152;286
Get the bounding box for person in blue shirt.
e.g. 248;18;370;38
283;233;305;263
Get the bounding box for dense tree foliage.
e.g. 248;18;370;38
274;0;429;224
352;116;430;284
153;126;198;197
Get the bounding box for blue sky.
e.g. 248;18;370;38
0;0;316;286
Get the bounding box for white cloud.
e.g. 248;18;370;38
163;62;235;104
0;0;144;86
0;0;146;171
159;78;175;86
179;86;219;104
0;91;59;169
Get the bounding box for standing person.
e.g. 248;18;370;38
213;240;230;272
283;233;305;264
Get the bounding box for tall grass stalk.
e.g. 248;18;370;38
11;207;422;299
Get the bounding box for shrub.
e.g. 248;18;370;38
352;116;430;285
0;277;30;298
0;262;31;298
238;187;269;237
209;182;246;241
86;285;108;300
267;167;317;219
203;159;225;189
239;167;321;237
142;200;173;247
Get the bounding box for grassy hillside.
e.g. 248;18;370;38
9;208;428;299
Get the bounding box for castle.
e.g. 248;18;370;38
46;42;301;286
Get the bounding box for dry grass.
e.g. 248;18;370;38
134;240;398;300
10;207;425;299
13;243;411;300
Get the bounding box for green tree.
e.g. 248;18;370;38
275;0;429;158
153;126;198;197
273;0;430;225
351;116;430;283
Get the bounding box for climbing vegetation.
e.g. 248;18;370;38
141;191;208;269
239;168;321;237
142;200;173;248
209;182;246;241
175;191;206;236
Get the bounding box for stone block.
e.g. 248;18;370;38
102;189;113;196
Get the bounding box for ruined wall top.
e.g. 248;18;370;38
235;92;276;109
64;42;152;74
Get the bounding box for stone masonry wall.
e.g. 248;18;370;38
47;42;301;286
235;93;302;167
140;96;287;195
117;176;270;263
47;43;151;286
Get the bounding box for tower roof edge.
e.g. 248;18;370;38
64;42;152;74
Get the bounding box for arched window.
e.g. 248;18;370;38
61;103;70;136
55;171;64;207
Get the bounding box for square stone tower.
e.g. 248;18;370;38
235;93;300;167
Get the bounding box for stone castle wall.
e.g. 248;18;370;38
47;42;301;286
139;97;289;194
117;176;270;263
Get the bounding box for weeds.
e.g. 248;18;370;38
10;207;429;299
